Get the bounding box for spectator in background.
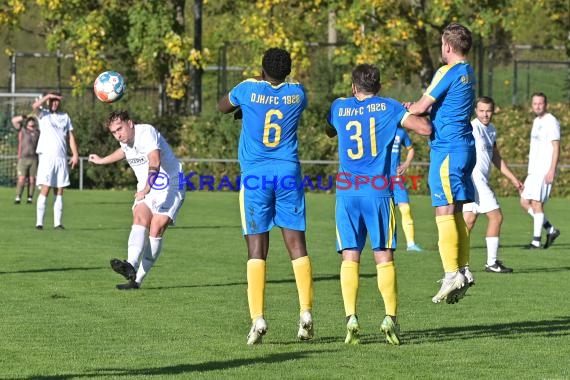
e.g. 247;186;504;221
11;114;40;204
33;91;79;230
520;92;561;249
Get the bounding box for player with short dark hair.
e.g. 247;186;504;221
218;48;314;345
326;63;432;345
88;110;185;290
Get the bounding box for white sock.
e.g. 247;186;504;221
136;236;163;285
36;194;47;226
486;237;499;266
127;225;147;268
533;213;544;244
527;208;534;217
53;195;63;227
444;271;458;280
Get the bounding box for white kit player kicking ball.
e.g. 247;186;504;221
89;110;185;290
463;97;523;274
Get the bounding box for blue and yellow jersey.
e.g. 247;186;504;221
327;95;408;197
228;79;307;170
390;127;412;176
424;61;475;152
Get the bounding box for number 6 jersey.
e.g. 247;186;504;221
228;78;307;171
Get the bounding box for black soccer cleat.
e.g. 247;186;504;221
36;225;43;230
54;225;65;230
543;229;560;249
116;280;140;290
484;260;513;273
110;259;136;281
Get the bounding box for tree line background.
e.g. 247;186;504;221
0;0;569;195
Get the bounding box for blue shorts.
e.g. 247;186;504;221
392;184;409;205
239;162;306;235
335;196;397;252
428;149;475;207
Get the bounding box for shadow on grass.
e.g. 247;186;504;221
69;225;240;231
171;225;242;229
485;243;570;249
146;273;377;290
22;349;338;379
403;316;570;344
0;266;105;276
512;266;570;274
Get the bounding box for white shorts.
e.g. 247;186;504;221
132;187;185;224
36;155;70;188
462;177;499;214
521;174;551;203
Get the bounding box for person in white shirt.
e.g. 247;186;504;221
88;110;185;290
32;91;79;230
463;97;523;273
520;92;561;249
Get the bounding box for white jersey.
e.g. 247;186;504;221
528;112;560;175
471;118;496;183
36;108;73;158
120;124;182;192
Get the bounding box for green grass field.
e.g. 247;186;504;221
1;187;569;379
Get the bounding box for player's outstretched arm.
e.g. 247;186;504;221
32;93;62;113
404;95;433;116
401;114;432;136
492;144;523;191
325;123;337;138
11;115;24;129
88;148;125;165
217;94;238;114
398;147;415;175
136;149;161;201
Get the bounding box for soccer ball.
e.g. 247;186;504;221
93;71;126;103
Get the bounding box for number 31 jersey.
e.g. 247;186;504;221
327;95;409;197
228;78;307;171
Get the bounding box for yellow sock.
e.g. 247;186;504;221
376;261;398;316
292;256;313;313
247;259;266;320
435;215;459;272
340;260;359;317
399;203;415;245
455;212;470;268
